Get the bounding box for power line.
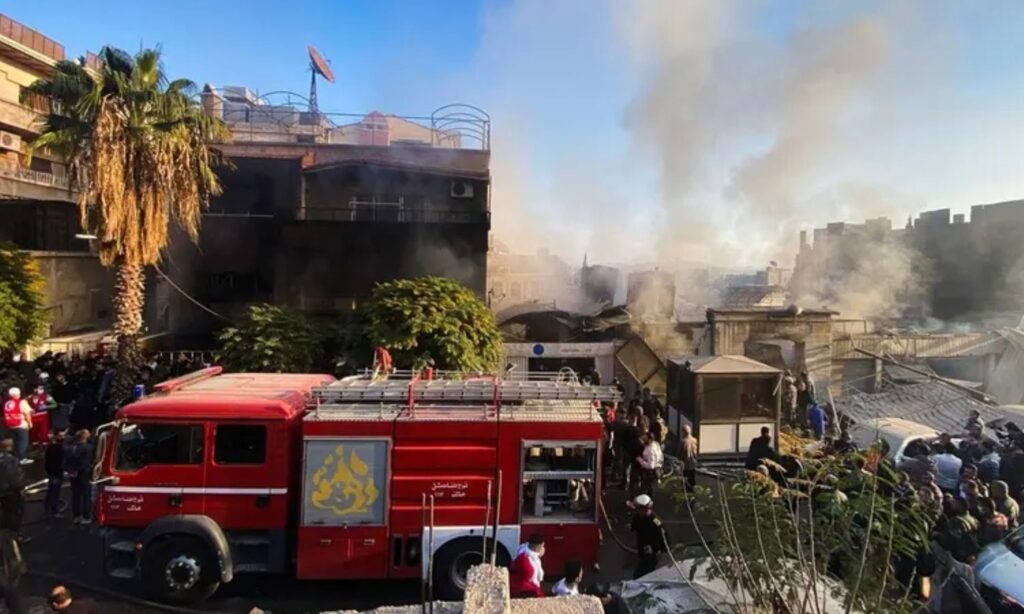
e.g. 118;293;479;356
153;263;234;324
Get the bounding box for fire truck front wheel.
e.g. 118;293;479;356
432;537;510;601
142;535;221;603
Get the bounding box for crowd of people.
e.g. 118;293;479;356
0;350;206;444
0;350;207;612
603;385;670;500
896;412;1024;570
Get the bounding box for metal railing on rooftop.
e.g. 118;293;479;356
0;15;64;61
208;90;490;151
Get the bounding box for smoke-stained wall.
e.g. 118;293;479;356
159;153;489;339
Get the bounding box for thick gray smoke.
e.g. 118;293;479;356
458;0;1024;320
792;231;931;321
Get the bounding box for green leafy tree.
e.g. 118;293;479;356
360;277;502;372
675;452;933;614
218;305;324;373
25;47;228;404
0;243;48;350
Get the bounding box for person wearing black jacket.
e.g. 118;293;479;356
630;494;669;579
50;374;75;433
63;430;93;524
44;431;66;519
745;426;779;471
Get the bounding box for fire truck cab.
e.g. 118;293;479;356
95;367;618;603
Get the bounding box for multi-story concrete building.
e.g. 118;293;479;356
486;240;573;313
0;14;112;340
154;94;492;342
790;199;1024;323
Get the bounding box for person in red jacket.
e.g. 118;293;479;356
508;533;546;598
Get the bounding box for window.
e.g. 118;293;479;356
521;441;597;523
115;423;204;470
215;425;267;464
700;377;776;420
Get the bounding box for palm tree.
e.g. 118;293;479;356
24;46;228;405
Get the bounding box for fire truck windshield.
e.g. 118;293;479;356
114;423;205;471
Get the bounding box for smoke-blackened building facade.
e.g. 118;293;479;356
155;98;492;342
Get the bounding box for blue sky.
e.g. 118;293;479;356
3;0;485;114
5;0;1024;268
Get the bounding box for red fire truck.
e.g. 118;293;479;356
94;367;618;603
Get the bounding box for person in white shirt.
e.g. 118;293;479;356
931;442;962;493
552;560;583;597
637;433;664;499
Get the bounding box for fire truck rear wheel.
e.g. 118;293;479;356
142;535;221;603
432;537;510;602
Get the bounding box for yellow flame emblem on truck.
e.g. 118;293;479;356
311;445;380;516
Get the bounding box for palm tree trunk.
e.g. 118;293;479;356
110;261;145;408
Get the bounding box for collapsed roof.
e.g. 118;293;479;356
834;381;1003;435
497;305;631;343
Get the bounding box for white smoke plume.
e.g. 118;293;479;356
451;0;1024;320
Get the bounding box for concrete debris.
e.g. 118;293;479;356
465;564;511;614
509;597;603;614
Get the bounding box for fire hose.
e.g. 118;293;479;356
597;496;638;555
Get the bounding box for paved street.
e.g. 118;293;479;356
15;467;700;613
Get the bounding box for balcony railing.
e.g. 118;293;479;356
0;15;65;62
0;97;41;132
0;161;70;190
302;203;489;225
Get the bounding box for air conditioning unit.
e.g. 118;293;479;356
0;131;22;152
450;181;474;199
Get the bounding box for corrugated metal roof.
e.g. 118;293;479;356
882;362;937;384
835;381;1000;435
831;332;1005;360
668;355;780;375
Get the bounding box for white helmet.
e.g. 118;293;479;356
634;494;653;507
7;387;20;399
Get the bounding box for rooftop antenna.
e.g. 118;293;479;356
307;45;335;114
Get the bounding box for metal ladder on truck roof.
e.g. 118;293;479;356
311;378;622;405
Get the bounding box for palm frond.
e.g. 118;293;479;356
26;45;228;267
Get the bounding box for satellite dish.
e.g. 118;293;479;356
308;45;335;83
307;45;335;114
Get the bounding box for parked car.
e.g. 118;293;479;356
847;417;940;465
976;526;1024;613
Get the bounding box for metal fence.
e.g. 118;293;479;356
301;204;489;225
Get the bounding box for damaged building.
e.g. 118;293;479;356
790;199;1024;323
150;90;492;344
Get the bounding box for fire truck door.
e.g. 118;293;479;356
296;437;391;580
103;422;208;526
